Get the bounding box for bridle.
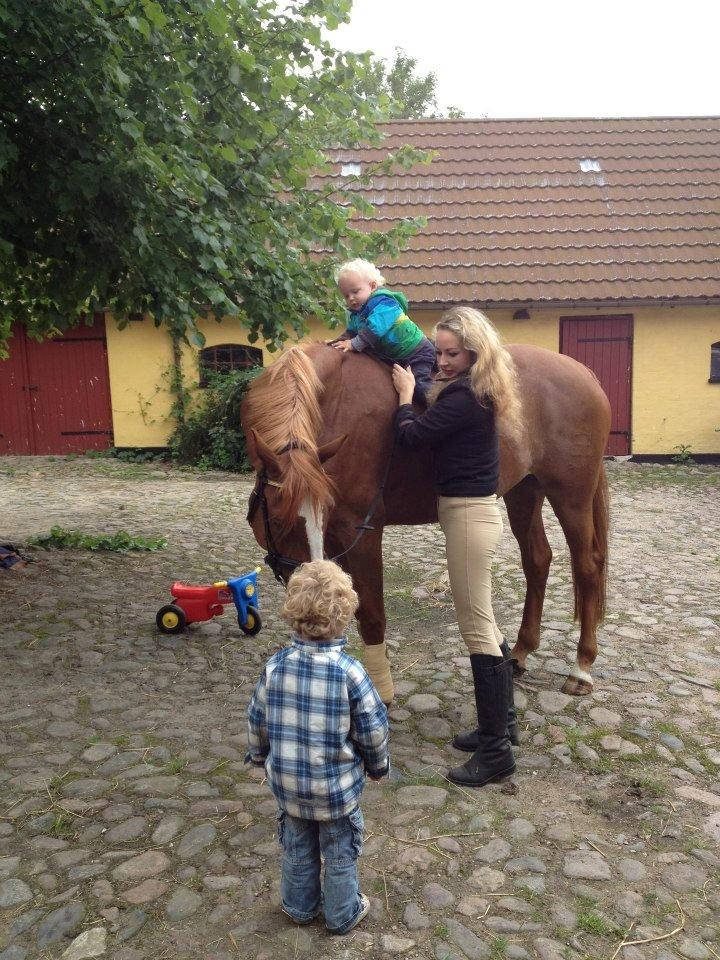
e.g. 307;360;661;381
246;439;396;585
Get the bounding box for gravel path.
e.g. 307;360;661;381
0;456;718;960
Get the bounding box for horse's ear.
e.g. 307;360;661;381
251;429;281;477
318;434;347;463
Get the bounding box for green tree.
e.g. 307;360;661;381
0;0;427;353
368;47;465;120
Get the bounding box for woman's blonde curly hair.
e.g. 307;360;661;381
435;306;523;439
282;560;359;640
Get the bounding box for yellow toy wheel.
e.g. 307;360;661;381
156;604;187;635
240;606;262;636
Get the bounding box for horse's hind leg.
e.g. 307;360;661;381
504;476;552;675
546;481;607;696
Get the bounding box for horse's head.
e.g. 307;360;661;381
246;427;346;584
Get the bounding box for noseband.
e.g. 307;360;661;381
246;438;396;585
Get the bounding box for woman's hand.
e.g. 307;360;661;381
392;364;415;405
332;340;354;352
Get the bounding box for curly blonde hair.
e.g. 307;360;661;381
334;258;386;287
435;306;522;439
282;560;359;640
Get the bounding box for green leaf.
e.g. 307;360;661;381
142;1;166;29
120;121;142;140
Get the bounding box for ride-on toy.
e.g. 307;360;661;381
156;568;262;636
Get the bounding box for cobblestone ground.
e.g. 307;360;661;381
0;456;719;960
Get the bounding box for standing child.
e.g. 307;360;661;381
331;258;436;402
246;560;389;935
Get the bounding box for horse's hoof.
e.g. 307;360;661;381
561;675;593;696
512;660;526;678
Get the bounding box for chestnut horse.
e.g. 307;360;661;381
241;342;610;699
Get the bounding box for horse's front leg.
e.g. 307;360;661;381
325;517;393;704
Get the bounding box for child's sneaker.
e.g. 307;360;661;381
336;894;370;934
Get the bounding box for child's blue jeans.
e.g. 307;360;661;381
277;807;365;934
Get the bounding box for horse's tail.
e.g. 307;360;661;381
574;463;610;622
243;347;335;531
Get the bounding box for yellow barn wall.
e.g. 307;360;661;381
105;317;176;447
631;305;719;454
106;305;719;454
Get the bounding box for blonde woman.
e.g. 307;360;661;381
391;307;521;788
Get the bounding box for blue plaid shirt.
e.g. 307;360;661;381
246;636;390;820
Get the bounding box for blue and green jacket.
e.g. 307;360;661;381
345;288;424;361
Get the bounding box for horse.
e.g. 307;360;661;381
241;342;610;701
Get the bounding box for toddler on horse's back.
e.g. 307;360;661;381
329;258;436;403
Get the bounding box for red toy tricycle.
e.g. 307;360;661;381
156;568;262;636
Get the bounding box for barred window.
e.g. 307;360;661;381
199;344;263;387
710;341;720;383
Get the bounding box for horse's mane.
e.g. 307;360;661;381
242;346;335;530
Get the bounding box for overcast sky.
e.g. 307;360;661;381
332;0;720;119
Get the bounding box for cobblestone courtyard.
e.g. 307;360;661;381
0;456;719;960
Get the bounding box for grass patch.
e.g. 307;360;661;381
384;589;437;623
383;561;419;587
47;771;75;792
76;696;91;717
695;751;719;774
209;759;230;775
163;756;189;775
656;720;686;739
28;526;166;552
516;885;544;906
576;893;599;909
644;896;677;925
629;774;668;797
112;735;130;747
578;912;622;937
564;728;613;773
489;937;508;959
433;922;449;939
48;812;78;839
391;771;449;790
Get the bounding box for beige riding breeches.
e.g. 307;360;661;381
437;495;504;657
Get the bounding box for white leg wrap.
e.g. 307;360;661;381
362;642;394;704
569;663;594;686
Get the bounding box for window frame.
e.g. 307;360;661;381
198;343;263;387
710;341;720;384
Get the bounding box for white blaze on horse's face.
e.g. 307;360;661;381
298;498;324;561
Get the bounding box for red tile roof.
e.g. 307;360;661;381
324;117;720;305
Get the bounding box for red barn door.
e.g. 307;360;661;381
0;316;113;454
560;316;633;456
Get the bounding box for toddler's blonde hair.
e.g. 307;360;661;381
282;560;358;640
335;258;385;287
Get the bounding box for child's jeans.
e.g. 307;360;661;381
277;807;365;934
404;336;438;402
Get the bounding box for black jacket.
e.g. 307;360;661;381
394;377;499;497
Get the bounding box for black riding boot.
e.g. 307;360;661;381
447;655;516;787
451;641;519;750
